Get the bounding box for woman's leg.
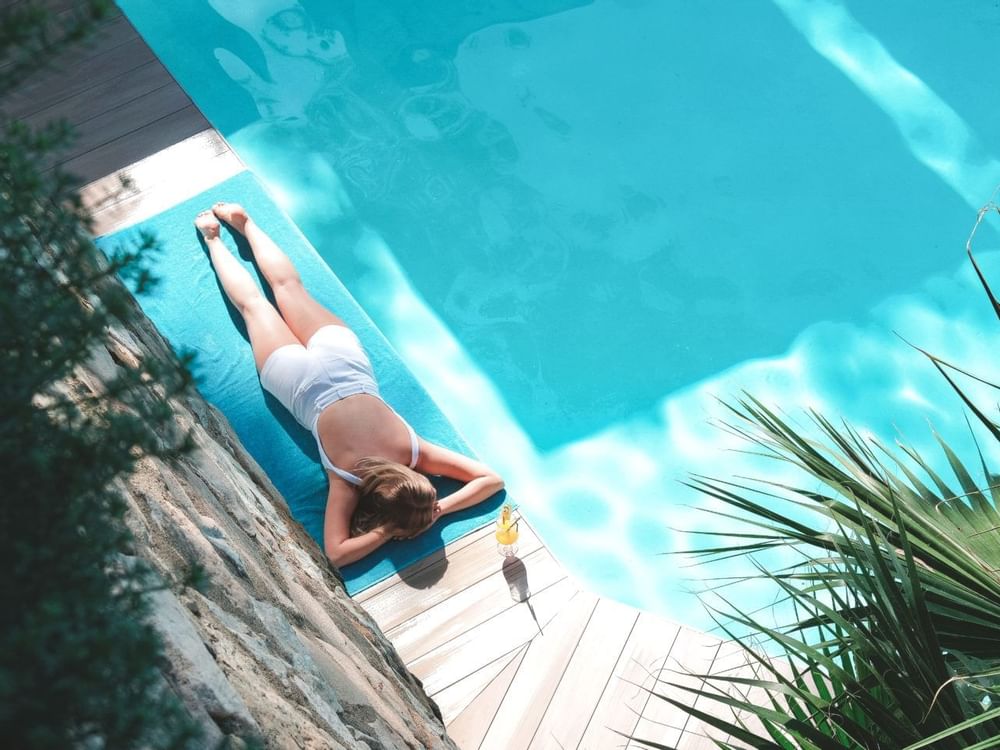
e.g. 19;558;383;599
212;202;345;344
196;211;299;370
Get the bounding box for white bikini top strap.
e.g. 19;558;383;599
314;405;418;482
331;464;363;486
385;403;419;468
314;430;362;486
403;418;419;468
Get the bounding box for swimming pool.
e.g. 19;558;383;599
121;0;1000;629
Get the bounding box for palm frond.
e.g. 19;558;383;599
636;401;1000;749
633;196;1000;749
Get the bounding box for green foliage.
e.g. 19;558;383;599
0;0;113;95
635;206;1000;749
1;2;200;747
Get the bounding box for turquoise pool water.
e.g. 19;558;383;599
121;0;1000;628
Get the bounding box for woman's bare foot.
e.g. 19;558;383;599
194;210;221;240
212;202;249;234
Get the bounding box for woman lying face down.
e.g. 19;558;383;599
196;202;503;567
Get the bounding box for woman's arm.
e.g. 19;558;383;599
416;440;505;516
326;527;394;567
322;479;392;567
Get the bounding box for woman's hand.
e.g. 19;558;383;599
414;440;504;518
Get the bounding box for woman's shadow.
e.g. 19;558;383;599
348;486;507;591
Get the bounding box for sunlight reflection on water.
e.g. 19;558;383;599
122;0;1000;630
219;0;1000;630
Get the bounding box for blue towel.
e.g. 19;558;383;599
97;171;504;593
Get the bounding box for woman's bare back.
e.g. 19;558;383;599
314;394;414;477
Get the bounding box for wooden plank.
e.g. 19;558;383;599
88;148;244;235
83;129;239;235
5;0;105;15
388;547;565;664
362;523;543;627
359;512;540;604
4;20;149;120
23;59;170;132
409;577;581;697
356;523;498;604
50;0;124;18
443;644;529;748
59;104;208;185
708;641;758;744
18;0;116;16
0;10;130;72
435;643;529;726
354;516;543;603
447;646;530;750
477;589;599;750
33;0;125;26
54;80;189;166
676;727;724;749
628;726;684;750
82;127;231;206
578;610;682;750
693;640;773;749
630;626;722;746
722;651;797;748
527;597;639;750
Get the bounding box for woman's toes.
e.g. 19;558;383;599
194;210;221;239
212;202;249;231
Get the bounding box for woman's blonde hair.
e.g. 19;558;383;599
350;457;437;537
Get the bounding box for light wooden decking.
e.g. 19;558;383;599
10;8;763;749
357;519;752;750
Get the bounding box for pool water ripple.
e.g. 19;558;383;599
119;0;1000;629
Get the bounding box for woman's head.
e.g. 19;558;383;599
350;457;438;537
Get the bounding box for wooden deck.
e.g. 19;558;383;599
357;518;754;750
7;7;762;749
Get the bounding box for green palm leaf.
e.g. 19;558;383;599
631;199;1000;750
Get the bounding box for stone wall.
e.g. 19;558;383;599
78;299;457;749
